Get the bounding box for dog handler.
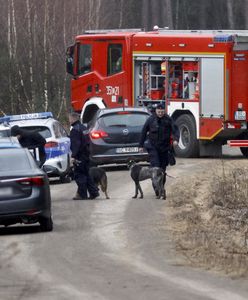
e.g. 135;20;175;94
139;103;179;194
69;112;99;200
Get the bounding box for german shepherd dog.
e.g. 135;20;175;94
89;167;110;199
127;161;165;199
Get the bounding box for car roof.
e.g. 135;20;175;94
97;107;150;117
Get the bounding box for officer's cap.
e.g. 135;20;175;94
156;103;165;110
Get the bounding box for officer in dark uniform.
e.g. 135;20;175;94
11;125;46;167
69;112;99;200
139;103;179;194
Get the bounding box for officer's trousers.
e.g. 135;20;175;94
147;145;168;171
74;160;99;199
147;145;168;191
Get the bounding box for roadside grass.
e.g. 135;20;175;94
166;161;248;277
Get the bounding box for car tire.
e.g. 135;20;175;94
39;216;53;232
240;147;248;157
174;114;199;158
60;174;71;183
60;155;72;183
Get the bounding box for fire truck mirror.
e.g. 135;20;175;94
66;45;74;75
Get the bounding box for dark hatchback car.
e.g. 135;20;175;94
88;107;150;165
0;147;53;231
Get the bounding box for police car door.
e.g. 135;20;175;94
53;122;71;171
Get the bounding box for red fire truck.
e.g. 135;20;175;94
66;29;248;158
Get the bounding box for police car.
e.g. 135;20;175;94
0;112;71;183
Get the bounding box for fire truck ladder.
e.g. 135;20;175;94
84;28;143;34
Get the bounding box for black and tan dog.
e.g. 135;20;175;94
127;161;165;199
89;167;110;199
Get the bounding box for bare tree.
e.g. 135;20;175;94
227;0;234;29
1;0;248;120
7;0;14;112
43;0;49;111
26;0;34;111
142;0;150;30
164;0;173;29
119;0;124;28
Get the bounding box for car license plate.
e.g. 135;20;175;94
235;111;246;120
0;187;12;196
116;147;139;153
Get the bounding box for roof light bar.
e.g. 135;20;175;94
5;112;53;122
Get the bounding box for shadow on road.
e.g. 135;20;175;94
100;162;150;172
0;225;42;236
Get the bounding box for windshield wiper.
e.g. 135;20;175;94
109;124;127;127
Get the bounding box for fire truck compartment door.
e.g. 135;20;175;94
201;58;224;117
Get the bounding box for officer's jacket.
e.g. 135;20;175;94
139;114;179;151
17;128;46;149
70;120;90;161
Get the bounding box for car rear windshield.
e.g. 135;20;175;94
0;149;31;171
21;126;51;139
101;112;149;128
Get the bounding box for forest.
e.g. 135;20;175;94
1;0;248;122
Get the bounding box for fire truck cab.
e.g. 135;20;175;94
66;29;248;158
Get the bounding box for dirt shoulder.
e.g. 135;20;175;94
165;159;248;277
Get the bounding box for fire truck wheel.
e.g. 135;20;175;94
240;147;248;157
174;114;199;158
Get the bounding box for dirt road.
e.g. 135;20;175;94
0;149;247;300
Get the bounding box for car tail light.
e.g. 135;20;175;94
45;141;58;148
90;130;108;139
17;176;45;186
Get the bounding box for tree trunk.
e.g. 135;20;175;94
142;0;150;30
26;0;34;111
43;0;49;111
95;0;101;29
11;0;29;112
227;0;234;29
7;0;14;113
58;0;68;119
198;1;207;29
119;0;124;28
164;0;173;29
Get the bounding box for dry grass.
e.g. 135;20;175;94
166;161;248;277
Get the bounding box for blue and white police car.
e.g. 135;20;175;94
0;112;71;183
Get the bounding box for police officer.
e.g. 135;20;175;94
11;125;46;167
139;103;179;195
69;112;99;200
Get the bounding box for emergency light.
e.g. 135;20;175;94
213;35;233;42
0;116;10;124
5;112;53;122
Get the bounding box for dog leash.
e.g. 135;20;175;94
166;173;177;179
